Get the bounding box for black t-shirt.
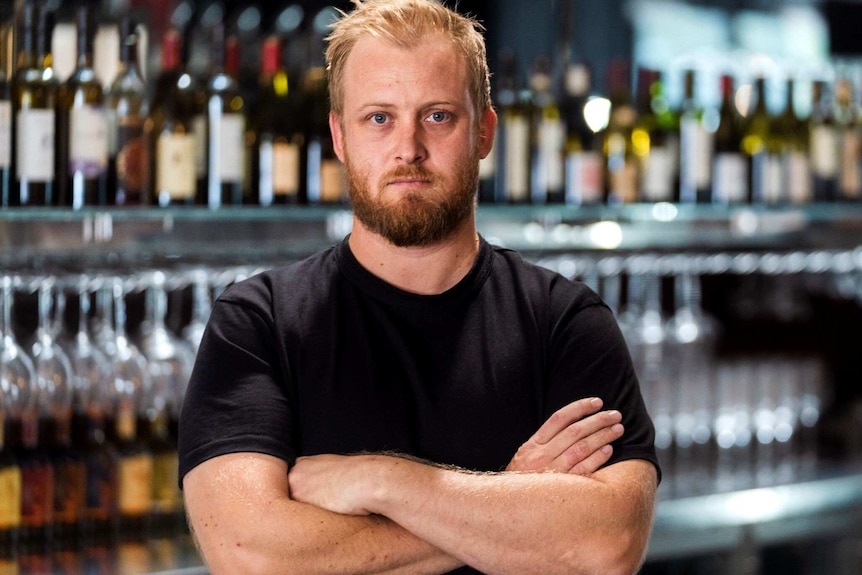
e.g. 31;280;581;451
178;237;659;570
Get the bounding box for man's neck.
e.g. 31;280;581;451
348;218;481;296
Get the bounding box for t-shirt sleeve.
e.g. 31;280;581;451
177;284;296;487
546;288;662;481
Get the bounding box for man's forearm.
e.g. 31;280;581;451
183;453;463;575
290;455;657;575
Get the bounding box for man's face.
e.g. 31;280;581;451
330;34;494;247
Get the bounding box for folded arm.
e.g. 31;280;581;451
182;398;646;575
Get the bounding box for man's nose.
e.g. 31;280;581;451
394;121;427;164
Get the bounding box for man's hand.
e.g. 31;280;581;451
506;397;624;474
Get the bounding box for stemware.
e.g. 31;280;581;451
137;270;194;534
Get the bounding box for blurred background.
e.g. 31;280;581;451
0;0;862;574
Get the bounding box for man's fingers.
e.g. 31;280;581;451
557;422;624;473
533;397;604;444
568;444;614;476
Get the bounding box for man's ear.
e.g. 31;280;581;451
330;112;345;162
478;108;497;160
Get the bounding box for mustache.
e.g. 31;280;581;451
381;166;436;184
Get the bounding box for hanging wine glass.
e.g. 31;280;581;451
105;275;153;540
136;269;194;535
181;267;213;355
665;265;720;497
0;274;38;543
61;274;117;541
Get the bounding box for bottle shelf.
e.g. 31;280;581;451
5;203;862;269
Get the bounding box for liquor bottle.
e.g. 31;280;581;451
106;17;149;206
203;22;246;209
12;2;58;207
772;77;811;204
633;68;678;203
604;59;638;204
809;80;838;202
494;49;531;204
57;3;109;209
834;77;861;201
253;35;303;206
148;28;198;207
741;75;780;204
678;69;713;204
528;54;565;204
561;61;603;206
302;64;345;205
711;74;747;204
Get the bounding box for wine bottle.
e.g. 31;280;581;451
741;75;780;204
204;22;246;209
148;28;198;207
711;74;747;204
529;54;565;204
494;49;531;204
809;79;838;202
561;61;603;206
254;35;303;206
834;77;861;201
678;69;713;204
106;17;149;206
12;2;58;207
772;77;811;204
302;64;345;205
57;3;110;210
604;59;638;204
633;67;678;203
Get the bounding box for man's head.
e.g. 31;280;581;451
324;0;496;248
326;0;492;120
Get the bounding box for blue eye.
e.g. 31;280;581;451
429;111;448;123
371;113;387;124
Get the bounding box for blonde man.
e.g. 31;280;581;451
180;1;659;574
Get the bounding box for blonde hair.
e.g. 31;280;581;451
325;0;492;117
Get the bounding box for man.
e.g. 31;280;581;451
179;1;660;574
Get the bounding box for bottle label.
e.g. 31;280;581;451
0;101;11;168
840;129;861;199
116;119;149;196
157;133;196;199
152;451;180;512
751;152;782;203
20;460;53;528
712;153;747;203
534;118;565;196
272;141;300;196
16;109;56;181
217;113;246;181
784;152;811;204
53;458;86;526
503;115;530;201
641;145;675;202
193;114;207;178
70;106;109;176
118;453;154;515
565;151;603;205
320;159;346;203
85;452;116;520
679;117;713;200
810;125;838;177
0;466;22;528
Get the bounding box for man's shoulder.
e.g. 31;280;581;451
218;245;341;309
